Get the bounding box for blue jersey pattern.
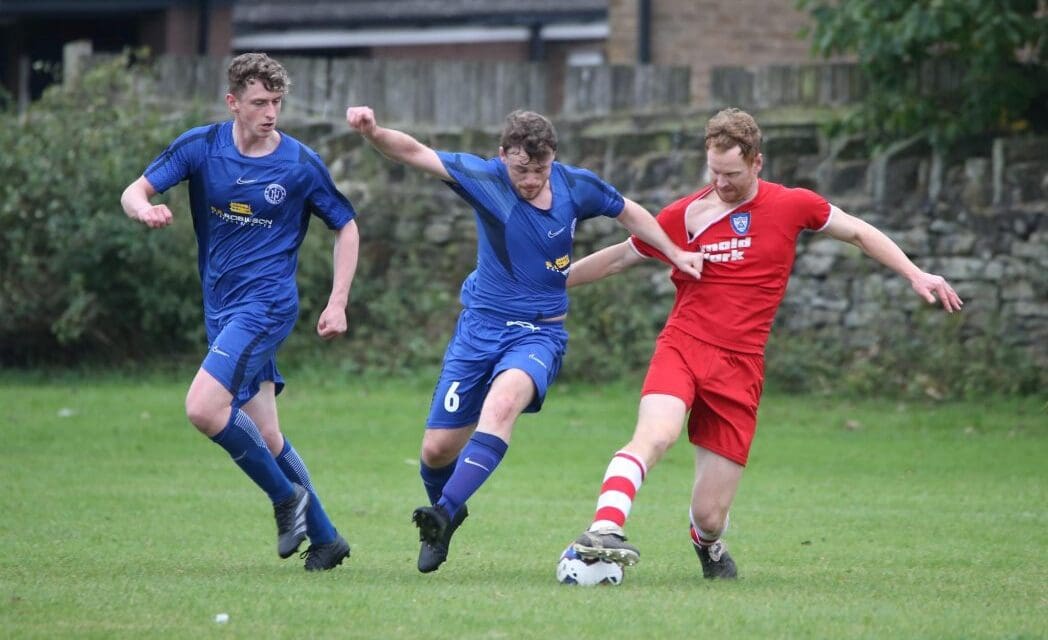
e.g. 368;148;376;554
437;151;624;319
144;121;355;318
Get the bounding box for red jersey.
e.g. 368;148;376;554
631;179;831;354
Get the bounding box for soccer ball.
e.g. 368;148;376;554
556;544;624;586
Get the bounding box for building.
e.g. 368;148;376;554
607;0;819;106
232;0;609;66
0;0;233;106
1;0;825;111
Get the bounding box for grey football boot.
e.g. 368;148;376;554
572;526;640;566
273;483;310;558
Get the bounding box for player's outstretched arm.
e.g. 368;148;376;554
616;198;704;280
345;106;452;182
822;206;963;313
567;241;644;288
120;176;173;229
317;220;360;340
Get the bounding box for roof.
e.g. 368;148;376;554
0;0;231;14
233;0;608;31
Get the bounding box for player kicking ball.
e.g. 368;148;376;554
346;106;705;573
567;108;962;580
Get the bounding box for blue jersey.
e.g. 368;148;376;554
437;151;624;319
144;121;355;318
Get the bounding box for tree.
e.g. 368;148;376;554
798;0;1048;148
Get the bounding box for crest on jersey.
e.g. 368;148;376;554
730;212;751;235
264;183;287;205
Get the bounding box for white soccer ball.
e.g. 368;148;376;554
556;544;624;586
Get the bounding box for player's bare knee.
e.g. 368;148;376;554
630;432;674;463
184;408;221;435
184;398;224;435
420;438;458;467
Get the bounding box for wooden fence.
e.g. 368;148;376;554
710;60;968;109
711;63;867;108
80;50;899;123
121;54;692;127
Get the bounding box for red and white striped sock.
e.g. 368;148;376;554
589;451;647;531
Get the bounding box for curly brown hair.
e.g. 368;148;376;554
499;110;557;161
705;108;762;162
227;52;291;97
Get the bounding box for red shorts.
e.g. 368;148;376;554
640;325;765;466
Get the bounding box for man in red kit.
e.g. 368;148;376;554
566;108;963;579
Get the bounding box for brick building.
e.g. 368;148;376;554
607;0;817;105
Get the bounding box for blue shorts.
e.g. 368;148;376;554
202;309;295;408
426;308;568;428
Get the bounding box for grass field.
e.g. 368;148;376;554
1;372;1045;639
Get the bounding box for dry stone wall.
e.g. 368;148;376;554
301;110;1047;369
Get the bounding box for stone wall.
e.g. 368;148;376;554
301;109;1047;368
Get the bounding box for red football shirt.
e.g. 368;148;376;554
631;179;831;354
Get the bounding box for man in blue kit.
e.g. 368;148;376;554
346;106;705;573
120;53;359;571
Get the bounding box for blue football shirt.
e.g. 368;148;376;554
437;151;624;319
144;121;355;318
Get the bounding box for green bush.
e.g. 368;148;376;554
560;264;670;380
0;53;205;365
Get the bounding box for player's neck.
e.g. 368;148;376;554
232;121;281;158
522;183;552;209
714;180;758;208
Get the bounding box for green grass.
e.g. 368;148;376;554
1;372;1045;639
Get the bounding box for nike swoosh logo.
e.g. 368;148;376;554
528;353;548;369
547;227;566;238
236;177;258;184
232;451;247;462
463;457;491;472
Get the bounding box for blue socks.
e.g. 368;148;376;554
277;439;338;545
211;409;294;503
420;460;456;505
437;432;509;520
